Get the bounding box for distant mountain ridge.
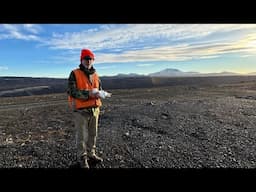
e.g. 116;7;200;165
1;75;256;97
1;68;256;97
148;68;200;77
102;68;253;78
248;72;256;75
115;73;145;77
148;68;245;77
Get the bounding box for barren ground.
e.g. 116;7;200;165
0;81;256;168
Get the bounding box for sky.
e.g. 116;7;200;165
0;24;256;78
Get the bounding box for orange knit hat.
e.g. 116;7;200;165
80;49;95;62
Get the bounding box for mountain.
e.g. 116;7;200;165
2;74;256;97
101;73;145;79
0;76;67;97
248;72;256;75
102;68;244;78
202;71;240;77
115;73;145;77
148;68;242;77
148;68;200;77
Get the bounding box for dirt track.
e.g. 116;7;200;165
0;100;66;112
0;82;256;168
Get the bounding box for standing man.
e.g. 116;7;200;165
67;49;110;168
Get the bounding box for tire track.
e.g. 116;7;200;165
0;100;67;111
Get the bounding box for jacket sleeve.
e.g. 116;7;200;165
67;71;90;99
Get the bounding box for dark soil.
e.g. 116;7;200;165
0;81;256;168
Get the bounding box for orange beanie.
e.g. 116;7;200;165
80;49;95;62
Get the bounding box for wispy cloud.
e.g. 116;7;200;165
35;24;256;65
97;65;117;69
93;32;256;63
13;24;255;68
0;24;41;41
23;24;42;34
136;64;154;67
240;55;254;57
42;24;256;51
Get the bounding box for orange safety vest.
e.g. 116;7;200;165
68;69;102;110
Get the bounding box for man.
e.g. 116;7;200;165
67;49;110;168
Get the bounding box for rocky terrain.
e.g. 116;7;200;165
0;78;256;168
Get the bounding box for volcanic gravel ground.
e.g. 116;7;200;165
0;82;256;168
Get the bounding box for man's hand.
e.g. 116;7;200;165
98;90;112;98
89;90;100;99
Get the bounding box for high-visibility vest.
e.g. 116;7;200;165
68;69;102;110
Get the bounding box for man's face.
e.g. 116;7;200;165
82;57;94;69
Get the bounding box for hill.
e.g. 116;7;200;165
148;68;242;77
1;74;256;97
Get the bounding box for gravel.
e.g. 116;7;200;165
0;82;256;168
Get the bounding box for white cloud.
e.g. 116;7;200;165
23;24;42;34
136;64;154;67
34;24;256;66
93;32;256;63
43;24;256;52
44;31;256;66
240;55;254;57
0;24;41;41
97;65;117;69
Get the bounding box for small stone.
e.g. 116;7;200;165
6;137;13;144
120;160;125;164
152;157;160;162
161;113;169;119
114;154;123;160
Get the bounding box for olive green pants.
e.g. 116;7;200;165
73;107;100;159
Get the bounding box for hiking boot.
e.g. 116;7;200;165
80;156;89;169
88;154;103;163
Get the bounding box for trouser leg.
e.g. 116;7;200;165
87;108;100;156
74;111;89;159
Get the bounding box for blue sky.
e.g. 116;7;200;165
0;24;256;78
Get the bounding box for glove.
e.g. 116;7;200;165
98;90;112;99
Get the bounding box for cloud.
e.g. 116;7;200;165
136;64;154;67
42;24;256;51
97;65;117;69
23;24;42;34
34;24;256;66
93;32;256;63
240;55;254;57
0;24;41;41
